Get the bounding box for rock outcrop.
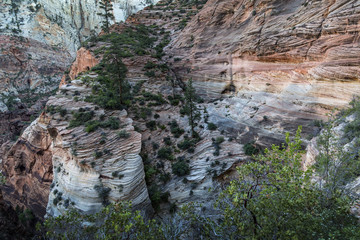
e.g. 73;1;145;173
2;74;152;218
168;0;360;127
69;47;99;80
0;0;159;55
2;113;54;218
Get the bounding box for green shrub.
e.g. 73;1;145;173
157;147;173;160
243;141;260;156
164;137;172;145
159;172;171;183
177;138;196;151
148;184;170;211
172;160;190;176
169;120;185;138
94;150;103;159
207;122;217;131
69;110;95;128
118;130;130;139
146;120;157;131
94;183;111;206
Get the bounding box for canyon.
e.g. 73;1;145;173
1;0;360;235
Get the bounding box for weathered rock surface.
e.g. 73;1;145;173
2;74;152;218
69;47;99;80
0;35;72;105
168;0;360;127
1;113;54;218
0;0;159;55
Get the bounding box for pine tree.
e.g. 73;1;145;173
103;44;129;105
183;79;200;138
97;0;115;33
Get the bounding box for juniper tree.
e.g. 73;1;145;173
183;79;200;138
97;0;114;33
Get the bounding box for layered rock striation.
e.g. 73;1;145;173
2;75;152;218
0;0;159;55
168;0;360;132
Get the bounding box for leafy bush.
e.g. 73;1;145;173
207;122;217;131
243;141;260;156
169;120;185;138
148;184;170;211
69;110;95;128
146;120;157;131
157;147;173;160
94;183;111;206
163;137;172;146
118;130;130;139
172;160;190;176
177;138;197;152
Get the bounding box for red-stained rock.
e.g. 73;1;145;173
69;48;99;80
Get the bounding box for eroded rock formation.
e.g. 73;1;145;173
0;0;159;55
168;0;360;128
69;47;99;80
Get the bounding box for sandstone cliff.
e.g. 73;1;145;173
167;0;360;136
0;0;158;55
2;74;152;218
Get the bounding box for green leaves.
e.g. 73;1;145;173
182;79;201;137
216;126;360;239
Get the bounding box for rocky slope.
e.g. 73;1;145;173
166;0;360;136
0;0;159;55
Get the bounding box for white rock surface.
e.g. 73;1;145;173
0;0;158;55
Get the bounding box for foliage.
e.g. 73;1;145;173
118;130;130;139
316;111;360;193
94;183;111;206
177;137;197;153
207;122;217;131
182;79;201;137
42;202;165;240
215;126;360;239
157;147;174;160
84;117;120;133
148;184;170;212
172;160;190;176
146;120;157;131
69;110;95;128
169;120;184;138
97;0;114;33
243;141;260;156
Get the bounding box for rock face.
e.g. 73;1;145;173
0;0;159;55
69;47;99;80
169;0;360;122
0;35;72;107
2;75;152;218
2;113;54;218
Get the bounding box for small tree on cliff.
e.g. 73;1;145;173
97;0;115;33
103;44;129;106
182;79;200;138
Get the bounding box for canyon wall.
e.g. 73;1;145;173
168;0;360;129
0;0;159;55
